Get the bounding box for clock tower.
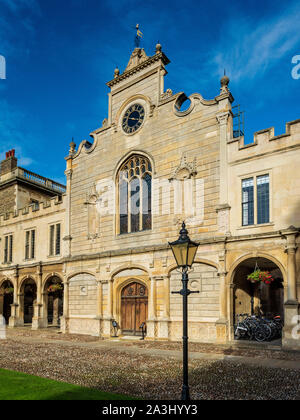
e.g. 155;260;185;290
106;44;170;132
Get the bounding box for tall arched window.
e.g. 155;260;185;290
118;155;152;234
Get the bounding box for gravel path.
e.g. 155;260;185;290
0;329;299;400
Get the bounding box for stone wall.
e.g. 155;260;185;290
0;185;16;214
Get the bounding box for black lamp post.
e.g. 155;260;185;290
169;222;199;401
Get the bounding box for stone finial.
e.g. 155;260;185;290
220;71;230;93
114;67;120;78
69;139;76;154
156;42;162;54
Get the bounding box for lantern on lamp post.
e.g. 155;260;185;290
169;222;199;401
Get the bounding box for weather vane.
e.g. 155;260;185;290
134;24;143;48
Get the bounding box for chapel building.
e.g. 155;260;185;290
0;44;299;349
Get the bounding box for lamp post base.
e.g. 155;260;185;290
181;384;190;401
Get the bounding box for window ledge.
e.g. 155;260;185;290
117;229;152;238
237;222;274;230
47;254;61;259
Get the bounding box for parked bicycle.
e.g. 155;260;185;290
235;314;283;342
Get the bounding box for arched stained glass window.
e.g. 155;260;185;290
119;178;128;234
142;173;152;231
118;155;152;234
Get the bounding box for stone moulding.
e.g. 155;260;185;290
106;51;170;88
71;132;98;159
0;195;66;224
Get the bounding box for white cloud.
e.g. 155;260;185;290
209;3;300;82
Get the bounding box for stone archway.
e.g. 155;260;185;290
20;278;37;324
232;257;284;337
121;281;148;336
0;280;14;324
43;276;64;327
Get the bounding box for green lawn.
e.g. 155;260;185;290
0;369;132;400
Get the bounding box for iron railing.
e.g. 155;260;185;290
232;104;245;138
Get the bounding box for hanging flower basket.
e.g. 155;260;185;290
4;287;14;295
48;283;63;293
247;270;274;285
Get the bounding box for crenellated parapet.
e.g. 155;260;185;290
228;118;300;162
0;194;66;225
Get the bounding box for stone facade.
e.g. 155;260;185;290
0;45;299;349
0;185;16;214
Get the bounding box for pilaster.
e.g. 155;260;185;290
216;248;229;343
102;280;113;337
9;265;20;327
216;111;231;236
281;227;300;349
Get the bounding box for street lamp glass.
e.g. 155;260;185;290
169;222;199;268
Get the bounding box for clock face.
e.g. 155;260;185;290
122;104;145;134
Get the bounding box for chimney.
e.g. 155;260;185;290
1;149;17;176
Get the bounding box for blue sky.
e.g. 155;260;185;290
0;0;299;184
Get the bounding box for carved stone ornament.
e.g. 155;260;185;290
161;89;173;100
85;183;101;205
169;153;197;181
125;48;149;72
85;183;101;240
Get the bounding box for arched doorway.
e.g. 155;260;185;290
44;276;64;327
0;280;14;324
21;279;37;324
121;282;148;336
233;257;284;337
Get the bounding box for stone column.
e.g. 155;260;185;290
60;278;69;333
9;267;20;327
216;248;229;343
286;241;297;303
63;168;73;257
282;228;299;349
228;283;235;341
216;111;231;236
32;265;43;330
146;276;157;339
216;274;228;343
52;297;59;326
157;276;171;340
102;280;113;337
95;280;103;337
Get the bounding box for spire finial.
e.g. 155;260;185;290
220;71;230;93
156;40;162;54
114;67;120;78
69;137;76;154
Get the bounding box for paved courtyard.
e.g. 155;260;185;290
0;328;299;400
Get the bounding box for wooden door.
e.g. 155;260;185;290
121;282;148;335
